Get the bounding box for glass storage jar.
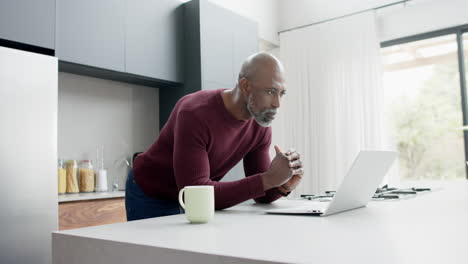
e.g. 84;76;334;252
65;160;79;193
79;160;95;193
57;159;66;194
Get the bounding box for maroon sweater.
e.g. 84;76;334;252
133;89;282;210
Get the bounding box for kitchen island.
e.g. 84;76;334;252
52;181;468;264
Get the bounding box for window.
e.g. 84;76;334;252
381;33;468;180
464;33;468;92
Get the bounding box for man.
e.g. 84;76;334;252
126;52;304;221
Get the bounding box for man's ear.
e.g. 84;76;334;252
239;78;250;97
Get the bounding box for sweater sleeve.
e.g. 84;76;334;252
173;110;266;210
243;128;283;204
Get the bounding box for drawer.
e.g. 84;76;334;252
59;197;126;230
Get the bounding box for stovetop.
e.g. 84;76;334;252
300;184;431;201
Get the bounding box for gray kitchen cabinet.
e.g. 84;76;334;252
56;0;125;72
125;0;184;83
0;0;55;49
200;0;258;90
200;1;235;88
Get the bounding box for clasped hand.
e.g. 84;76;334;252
262;145;304;192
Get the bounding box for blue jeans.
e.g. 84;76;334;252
125;169;183;221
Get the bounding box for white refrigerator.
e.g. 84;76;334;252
0;46;58;264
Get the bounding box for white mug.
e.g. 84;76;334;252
178;185;214;223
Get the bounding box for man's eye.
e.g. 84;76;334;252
280;92;286;97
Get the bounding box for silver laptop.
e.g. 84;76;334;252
266;151;397;216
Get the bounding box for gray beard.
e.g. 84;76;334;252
246;95;278;127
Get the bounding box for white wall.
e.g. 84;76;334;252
278;0;468;42
278;0;399;33
377;0;468;42
58;73;159;190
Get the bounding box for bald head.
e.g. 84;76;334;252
238;52;284;84
235;52;286;127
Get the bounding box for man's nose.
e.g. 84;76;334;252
272;94;281;108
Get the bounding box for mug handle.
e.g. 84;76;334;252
178;188;186;209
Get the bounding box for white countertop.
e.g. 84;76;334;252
58;191;125;203
52;181;468;264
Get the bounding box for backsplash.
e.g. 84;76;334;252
58;72;159;190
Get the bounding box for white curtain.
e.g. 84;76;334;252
273;11;389;196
